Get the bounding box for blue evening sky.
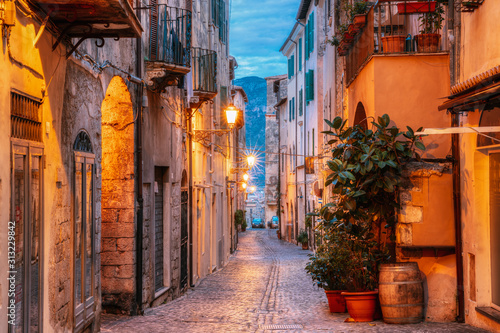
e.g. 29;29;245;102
229;0;299;79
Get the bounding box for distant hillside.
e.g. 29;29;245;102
234;76;266;187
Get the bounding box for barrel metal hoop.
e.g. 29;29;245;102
379;280;423;285
380;303;425;308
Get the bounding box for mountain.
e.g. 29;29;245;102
234;76;267;187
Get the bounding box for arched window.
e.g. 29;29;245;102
73;130;95;328
354;102;368;129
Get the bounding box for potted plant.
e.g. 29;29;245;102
319;114;425;321
415;1;444;52
235;209;246;231
241;220;247;232
305;225;354;313
297;229;309;250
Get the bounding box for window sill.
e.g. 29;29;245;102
154;286;171;300
476;307;500;324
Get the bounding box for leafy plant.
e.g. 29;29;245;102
305;215;313;228
314;114;425;291
418;2;445;34
346;0;369;21
234;209;245;226
305;225;354;291
297;229;309;244
328;36;340;47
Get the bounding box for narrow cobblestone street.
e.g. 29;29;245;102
101;230;487;333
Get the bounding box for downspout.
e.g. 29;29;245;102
296;19;305;241
188;113;194;287
134;0;144;316
290;38;298;241
449;0;465;322
276;105;282;235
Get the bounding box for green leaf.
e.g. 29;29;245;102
321;130;335;135
395;141;404;151
415;141;426;151
345;171;356;181
386;160;397;168
333;117;343;129
325;119;335;128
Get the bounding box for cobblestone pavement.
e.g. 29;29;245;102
101;229;488;333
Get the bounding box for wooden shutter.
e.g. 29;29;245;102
150;0;158;61
311;12;314;53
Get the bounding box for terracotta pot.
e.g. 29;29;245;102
301;242;308;250
353;14;367;28
325;290;347;313
381;36;405;53
415;34;441;53
341;290;379;322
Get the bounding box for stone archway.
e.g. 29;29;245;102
100;76;136;314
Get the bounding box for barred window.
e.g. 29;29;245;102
11;91;42;142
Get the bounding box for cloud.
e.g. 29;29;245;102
229;0;298;79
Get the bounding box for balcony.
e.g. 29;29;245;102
29;0;142;38
192;47;217;103
146;5;191;90
341;1;450;85
342;1;451;159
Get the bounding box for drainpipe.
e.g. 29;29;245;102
290;38;298;241
276;104;282;235
448;0;465;323
134;0;144;316
188;112;194;287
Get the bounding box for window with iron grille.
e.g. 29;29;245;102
11;92;42;142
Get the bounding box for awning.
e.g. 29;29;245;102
438;77;500;112
29;0;143;38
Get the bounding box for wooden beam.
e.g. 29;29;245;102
415;126;500;135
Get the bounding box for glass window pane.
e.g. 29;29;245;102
30;155;41;332
75;162;83;305
13;154;25;332
85;163;93;299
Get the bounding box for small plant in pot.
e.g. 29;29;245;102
416;1;444;52
319;114;425;321
235;209;246;231
296;229;309;250
305;224;354;313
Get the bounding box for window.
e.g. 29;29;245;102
306;12;315;60
312;128;315;156
289;100;292;121
288;55;295;79
299;89;303;116
292;97;295;120
298;38;302;71
306;70;315;103
73;131;95;331
212;0;227;43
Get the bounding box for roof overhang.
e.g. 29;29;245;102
279;22;302;55
296;0;312;20
29;0;143;38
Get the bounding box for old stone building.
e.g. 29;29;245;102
0;0;244;332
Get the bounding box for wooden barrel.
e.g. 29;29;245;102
378;262;424;324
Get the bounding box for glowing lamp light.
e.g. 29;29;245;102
249;186;256;193
247;155;256;167
243;173;249;181
241;183;247;189
225;104;238;127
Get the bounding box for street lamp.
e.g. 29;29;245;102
243;173;249;181
249;186;256;193
225;104;238;127
247;154;256;167
241;183;247;190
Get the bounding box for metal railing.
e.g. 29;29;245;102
345;1;449;84
192;47;217;94
149;5;192;67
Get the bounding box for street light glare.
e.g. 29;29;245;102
250;186;256;193
242;183;247;189
225;104;238;126
243;173;249;181
247;155;256;167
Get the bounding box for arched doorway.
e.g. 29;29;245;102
100;76;135;313
354;102;368;129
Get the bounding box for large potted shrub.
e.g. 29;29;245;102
415;1;444;52
319;114;424;322
235;209;246;232
297;229;309;250
305;225;354;313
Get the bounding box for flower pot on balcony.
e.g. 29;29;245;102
341;290;379;322
415;33;441;53
353;14;367;29
397;1;436;14
348;23;360;36
381;35;405;53
325;290;347;313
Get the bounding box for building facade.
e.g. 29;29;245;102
1;0;245;332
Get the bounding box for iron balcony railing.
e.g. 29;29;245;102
192;47;217;94
149;5;192;67
345;0;449;84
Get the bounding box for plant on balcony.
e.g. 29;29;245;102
315;114;425;321
416;2;445;52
